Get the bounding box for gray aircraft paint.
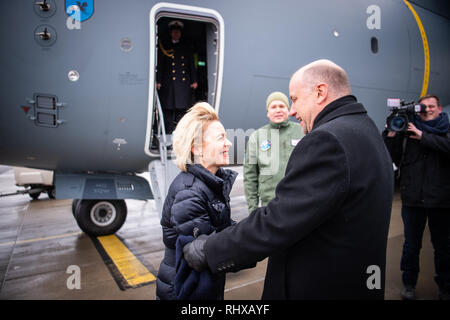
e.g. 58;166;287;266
0;0;448;186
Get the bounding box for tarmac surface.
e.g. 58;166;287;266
0;165;439;300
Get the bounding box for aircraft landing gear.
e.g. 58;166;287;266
72;199;127;236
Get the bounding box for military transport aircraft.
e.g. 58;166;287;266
0;0;448;235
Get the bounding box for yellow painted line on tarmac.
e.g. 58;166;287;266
96;235;156;288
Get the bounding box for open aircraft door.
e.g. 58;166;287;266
145;3;224;217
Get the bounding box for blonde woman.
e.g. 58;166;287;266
156;102;236;300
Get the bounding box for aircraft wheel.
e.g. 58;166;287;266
72;199;81;216
74;199;127;236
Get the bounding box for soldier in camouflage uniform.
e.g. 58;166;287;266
244;91;304;213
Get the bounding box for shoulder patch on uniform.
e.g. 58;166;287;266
260;140;271;151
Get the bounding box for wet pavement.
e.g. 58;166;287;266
0;165;439;300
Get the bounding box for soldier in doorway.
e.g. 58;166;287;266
157;20;198;134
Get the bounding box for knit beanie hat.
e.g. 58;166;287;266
266;91;290;110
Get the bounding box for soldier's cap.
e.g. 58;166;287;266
266;91;290;111
168;20;184;31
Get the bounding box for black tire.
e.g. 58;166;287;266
72;199;81;216
73;199;127;236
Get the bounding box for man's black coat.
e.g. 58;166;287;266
383;125;450;208
204;95;394;299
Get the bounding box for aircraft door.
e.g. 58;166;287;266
145;3;224;158
145;3;224;217
206;23;219;106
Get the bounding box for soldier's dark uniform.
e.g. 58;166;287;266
157;36;198;134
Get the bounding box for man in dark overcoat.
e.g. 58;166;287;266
183;59;394;299
157;20;198;134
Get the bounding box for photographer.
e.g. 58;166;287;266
383;94;450;300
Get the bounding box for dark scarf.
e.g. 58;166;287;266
413;112;450;134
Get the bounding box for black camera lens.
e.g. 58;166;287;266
389;115;408;132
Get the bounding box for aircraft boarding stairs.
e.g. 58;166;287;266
148;94;180;219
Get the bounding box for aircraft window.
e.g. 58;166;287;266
371;37;379;54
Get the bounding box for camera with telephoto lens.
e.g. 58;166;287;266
386;99;426;132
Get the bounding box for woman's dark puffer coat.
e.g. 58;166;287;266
156;164;237;300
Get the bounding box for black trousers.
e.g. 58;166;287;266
400;205;450;292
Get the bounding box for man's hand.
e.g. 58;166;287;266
183;234;208;271
190;82;198;89
157;83;162;90
408;122;422;140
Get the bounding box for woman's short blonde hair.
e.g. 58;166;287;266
172;102;218;172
